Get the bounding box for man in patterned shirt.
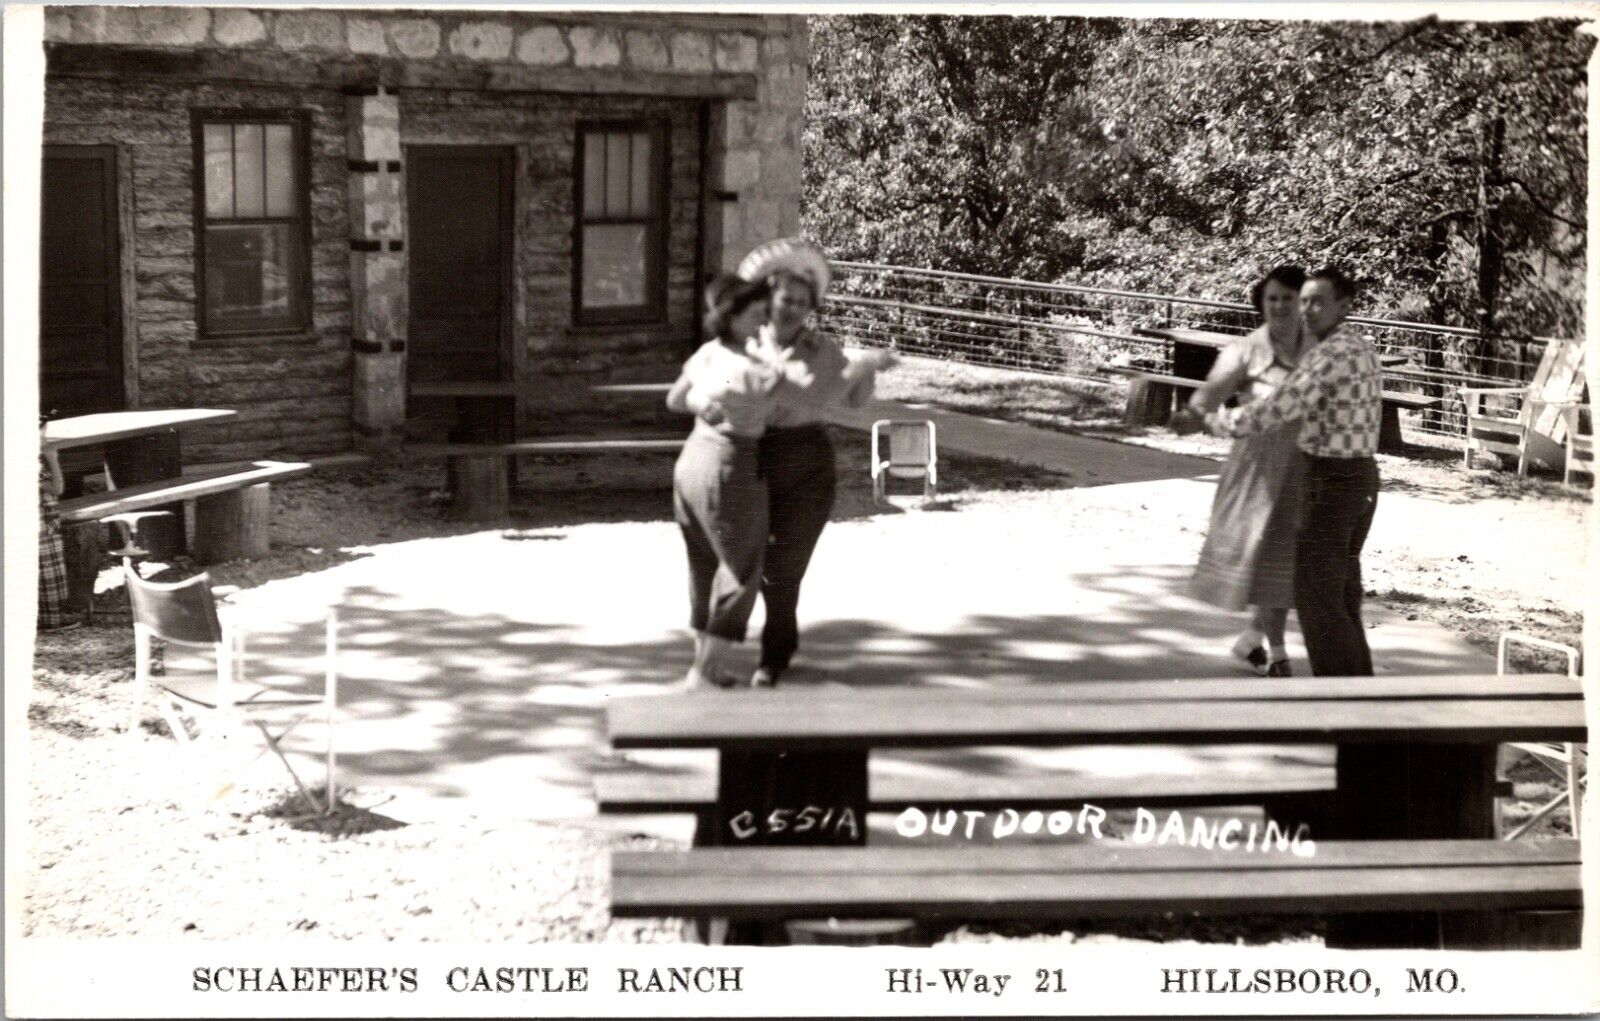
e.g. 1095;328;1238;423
1189;267;1381;677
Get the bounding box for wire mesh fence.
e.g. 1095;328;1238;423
820;261;1568;443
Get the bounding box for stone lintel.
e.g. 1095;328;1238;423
45;43;761;100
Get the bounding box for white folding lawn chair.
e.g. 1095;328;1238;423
124;567;339;815
1497;632;1585;840
871;419;937;506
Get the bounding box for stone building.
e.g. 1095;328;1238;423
39;7;807;461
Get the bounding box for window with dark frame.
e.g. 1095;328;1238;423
193;111;310;337
574;121;668;326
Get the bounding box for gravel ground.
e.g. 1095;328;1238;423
20;403;1584;944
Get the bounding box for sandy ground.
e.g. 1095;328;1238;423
19;401;1589;944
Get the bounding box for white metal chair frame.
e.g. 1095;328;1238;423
871;419;938;506
125;569;339;815
1497;632;1585;840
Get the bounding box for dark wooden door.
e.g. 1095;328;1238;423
407;145;513;387
40;145;124;420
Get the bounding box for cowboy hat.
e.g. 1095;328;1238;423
736;237;831;299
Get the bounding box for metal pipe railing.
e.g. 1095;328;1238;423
820;262;1575;443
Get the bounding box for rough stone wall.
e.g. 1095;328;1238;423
400;90;701;430
43;7;808;456
42;74;352;461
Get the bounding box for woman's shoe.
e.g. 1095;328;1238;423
1237;645;1272;677
1266;659;1293;678
750;666;782;689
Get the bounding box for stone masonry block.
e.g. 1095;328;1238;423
569;25;621;68
275;11;345;51
389;19;441;59
669;31;712;72
46;6;105;43
624;29;670;70
722;100;755;146
745;198;781;246
350;253;406;341
761;33;792;65
104;6;210;47
352;351;406;431
720;210;747;270
347;93;401;162
213;9;266;47
516;24;569;65
349;173;403;239
722;149;760;192
348;18;388;56
450;21;514;61
714;32;758;73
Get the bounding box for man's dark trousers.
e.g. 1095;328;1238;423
1294;454;1379;677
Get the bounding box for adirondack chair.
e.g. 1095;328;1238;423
1561;403;1593;487
1460;337;1588;475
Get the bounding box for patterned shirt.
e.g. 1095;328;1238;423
1209;323;1381;458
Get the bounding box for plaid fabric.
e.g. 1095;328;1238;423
37;473;70;629
1212;323;1381;459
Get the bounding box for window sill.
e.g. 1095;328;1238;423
192;331;326;350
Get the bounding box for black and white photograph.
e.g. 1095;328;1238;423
3;1;1596;1016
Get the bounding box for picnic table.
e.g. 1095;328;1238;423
1123;327;1430;449
45;408;309;568
607;674;1586;948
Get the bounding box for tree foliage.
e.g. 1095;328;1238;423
802;14;1589;342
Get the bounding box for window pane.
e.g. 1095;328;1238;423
234;123;265;217
203;124;234;219
605;133;630;216
205;223;297;330
629;133;652;217
581;223;647;308
582;133;605;217
264;124;295;217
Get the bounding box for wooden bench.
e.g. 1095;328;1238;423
606;675;1586;948
596;761;1344;839
1101;364;1202;427
57;459;311;565
1379;390;1443;453
403;435;686;520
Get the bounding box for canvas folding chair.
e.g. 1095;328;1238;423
1497;632;1585;840
124;567;338;815
871;419;937;506
1461;338;1588;475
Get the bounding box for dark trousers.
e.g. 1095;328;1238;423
756;425;837;671
673;430;768;642
1293;455;1379;677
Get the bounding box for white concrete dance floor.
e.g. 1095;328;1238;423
216;467;1499;825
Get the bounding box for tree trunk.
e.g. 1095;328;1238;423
1473;111;1507;379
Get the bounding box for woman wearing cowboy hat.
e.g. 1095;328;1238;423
734;237;897;688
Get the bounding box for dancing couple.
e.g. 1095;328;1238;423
1175;265;1383;679
666;238;897;689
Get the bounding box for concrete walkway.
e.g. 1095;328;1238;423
828;396;1221;486
210;401;1501;825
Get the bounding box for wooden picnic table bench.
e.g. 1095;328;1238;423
57;459;312;565
402;433;686;520
1378;389;1443;453
606;675;1585;948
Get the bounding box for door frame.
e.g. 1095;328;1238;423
41;143;131;415
403;143;516;388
